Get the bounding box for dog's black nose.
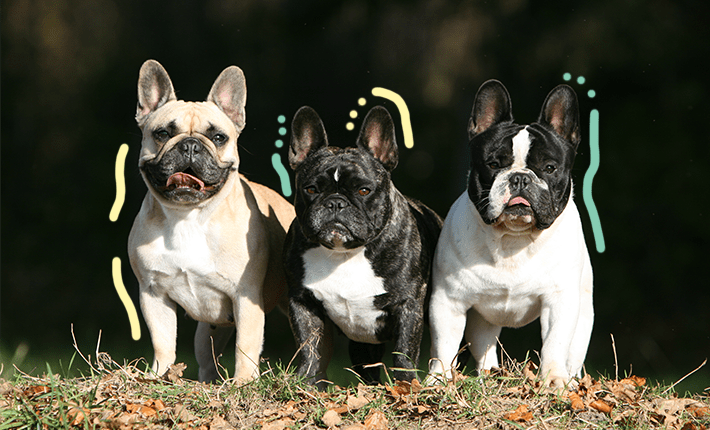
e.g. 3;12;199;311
326;196;349;211
179;138;202;158
509;172;532;191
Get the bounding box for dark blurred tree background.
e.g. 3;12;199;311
2;0;708;391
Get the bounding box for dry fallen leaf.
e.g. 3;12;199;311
363;409;388;430
126;402;157;417
346;394;370;410
680;423;708;430
67;406;90;426
163;362;188;383
620;375;646;387
145;398;166;411
322;409;342;427
568;391;586;411
688;405;710;418
522;361;538;381
341;424;367;430
503;404;533;422
208;415;235;430
173;403;199;422
261;418;294;430
23;385;50;397
590;399;613;414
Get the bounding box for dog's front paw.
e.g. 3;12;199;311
538;363;572;392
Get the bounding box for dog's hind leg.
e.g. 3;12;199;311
349;341;385;384
465;308;502;372
194;322;235;382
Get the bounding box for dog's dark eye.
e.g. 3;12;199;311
544;164;557;174
358;188;371;196
304;186;318;195
488;161;500;169
212;133;228;145
153;129;171;141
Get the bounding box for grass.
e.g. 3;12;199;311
1;344;708;430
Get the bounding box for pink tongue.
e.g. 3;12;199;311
508;196;530;207
166;172;205;191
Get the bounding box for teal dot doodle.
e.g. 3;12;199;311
272;115;292;197
563;72;605;253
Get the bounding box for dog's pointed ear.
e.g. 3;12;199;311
136;60;177;123
206;66;247;132
289;106;329;170
538;84;581;148
468;79;514;140
356;106;398;171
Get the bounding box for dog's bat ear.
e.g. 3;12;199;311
356;106;398;171
136;60;177;123
289;106;329;170
468;79;514;140
538;84;581;149
207;66;247;133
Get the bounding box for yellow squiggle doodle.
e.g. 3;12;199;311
371;87;414;148
109;144;129;222
112;257;141;340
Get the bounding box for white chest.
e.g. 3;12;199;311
136;213;234;324
302;246;386;344
151;216;218;278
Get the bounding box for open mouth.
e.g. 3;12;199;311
164;169;206;192
160;168;223;193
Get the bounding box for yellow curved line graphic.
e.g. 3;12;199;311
109;144;129;222
112;257;141;340
371;87;414;148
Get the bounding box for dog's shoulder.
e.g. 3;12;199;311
404;196;443;251
239;175;295;232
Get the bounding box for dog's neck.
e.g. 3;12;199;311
469;194;572;264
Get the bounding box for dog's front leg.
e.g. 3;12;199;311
428;291;468;382
391;298;425;382
539;291;579;388
232;293;265;382
289;298;332;389
140;288;178;378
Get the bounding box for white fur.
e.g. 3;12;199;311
133;205;237;325
428;192;593;388
511;127;531;168
303;246;386;344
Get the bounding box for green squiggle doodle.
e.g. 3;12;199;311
272;153;292;197
583;109;605;253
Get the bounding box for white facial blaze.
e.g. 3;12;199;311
333;166;341;182
487;128;533;219
511;127;531;168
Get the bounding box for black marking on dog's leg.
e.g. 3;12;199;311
288;296;331;385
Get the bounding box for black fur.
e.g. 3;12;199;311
285;106;442;386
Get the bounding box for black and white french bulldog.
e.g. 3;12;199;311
284;106;442;387
428;80;594;389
